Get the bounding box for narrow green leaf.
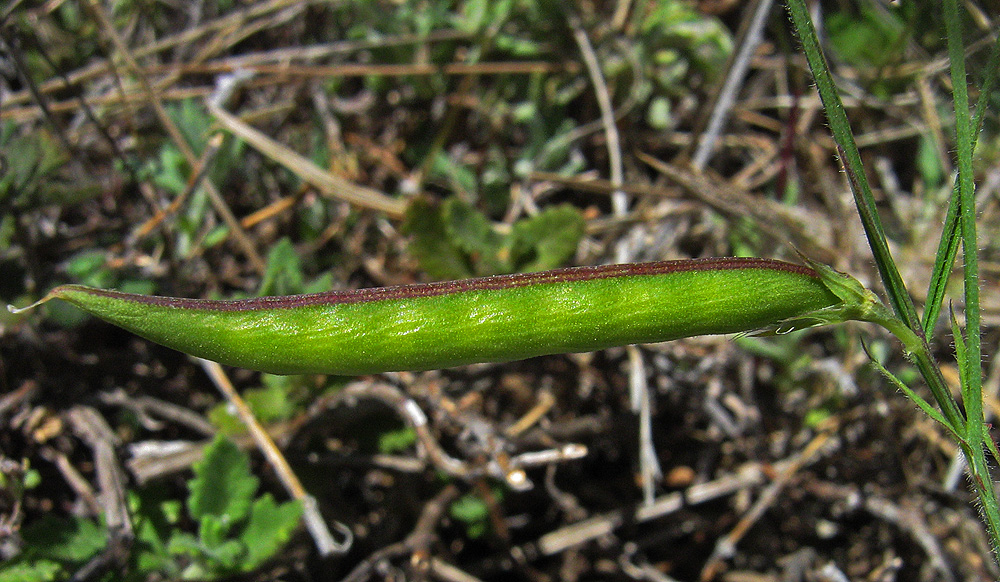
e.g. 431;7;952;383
943;0;1000;554
863;342;963;443
944;0;982;433
922;195;961;340
921;35;1000;340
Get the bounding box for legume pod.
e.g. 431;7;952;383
19;258;843;375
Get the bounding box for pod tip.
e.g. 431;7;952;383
7;289;63;314
8;302;37;314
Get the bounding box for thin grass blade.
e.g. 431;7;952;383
862;341;963;443
942;0;1000;553
922;35;1000;340
943;0;983;453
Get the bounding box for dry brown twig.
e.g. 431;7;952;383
85;0;269;275
339;484;487;582
530;461;770;557
332;380;586;491
207;101;408;218
64;406;133;582
699;427;838;581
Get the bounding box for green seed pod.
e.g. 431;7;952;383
14;258;843;375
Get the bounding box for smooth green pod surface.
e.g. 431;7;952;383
27;258;841;375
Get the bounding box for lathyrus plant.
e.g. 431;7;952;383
7;0;999;570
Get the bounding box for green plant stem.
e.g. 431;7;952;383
806;259;968;436
784;0;968;429
787;0;1000;556
942;0;1000;552
869;299;1000;550
784;0;920;333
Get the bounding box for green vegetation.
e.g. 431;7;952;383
1;437;300;581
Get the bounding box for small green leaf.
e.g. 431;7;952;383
206;539;244;571
250;377;299;422
151;145;188;195
480;146;512;216
165;531;201;559
405;198;584;279
449;489;502;539
509;204;585;272
188;436;258;523
378;426;417;454
239;494;302;571
127;488;174;568
255;237;333;297
258;237;304;297
198;513;235;549
209;379;299;435
23;468;41;489
430;152;478;197
443;198;507;275
804;407;832;428
456;0;489;32
450;493;489;523
0;559;63;582
826;5;906;68
917;133;944;188
20;515;106;562
647;96;673;130
402;198;473;280
450;493;489;538
132;518;175;577
0;124;79;208
66;250;115;289
201;225;230;250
